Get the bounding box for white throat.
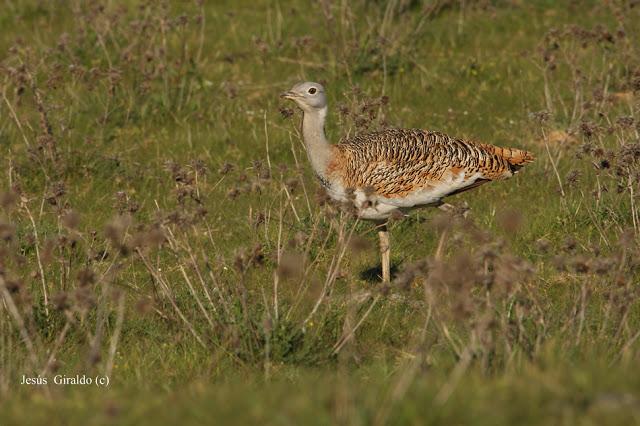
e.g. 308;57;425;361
301;106;332;181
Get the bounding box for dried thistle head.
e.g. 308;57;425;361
218;162;235;175
53;292;70;311
565;170;581;188
0;191;18;211
226;187;240;199
75;286;96;310
535;237;551;254
389;209;406;223
5;278;23;294
494;254;534;295
0;222;16;242
279;106;294;119
276;251;304;281
78;267;96;287
135;298;153;315
251;212;265;229
287;231;307;249
340;200;359;218
148;225;167;248
431;211;453;234
61;209;80;229
393;259;428;292
315;187;331;206
562;236;578;253
104;215;133;255
497;208;523;235
569;255;590;274
250;243;265;267
285;178;299;193
530;110;551;124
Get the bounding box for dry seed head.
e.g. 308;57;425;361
276;251;304;280
389;209;405;222
250;243;265;267
562;236;578;252
41;239;56;265
53;292;70;311
251;181;263;194
135;298;153;315
279;106;294;119
497;209;523;235
431;211;453;234
616;116;634;129
0;222;16;242
233;249;248;272
570;256;591;275
315;187;331;206
5;278;23;294
75;286;96;309
618;228;636;249
145;226;166;248
494;254;533;293
590;257;615;275
285;178;299;193
535;237;551;254
226;187;240;199
219;162;234;175
393;259;428;291
287;231;307;249
580;120;599;139
78;267;97;287
61;209;80;229
428;252;478;291
0;191;18;211
340;200;359;217
530;110;551;124
105;215;130;243
191;159;207;176
88;348;101;366
252;212;265;229
552;254;568;271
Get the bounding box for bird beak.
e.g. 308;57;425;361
280;91;296;100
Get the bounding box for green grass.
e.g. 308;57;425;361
1;0;640;424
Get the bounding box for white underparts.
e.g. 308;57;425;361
326;170;483;220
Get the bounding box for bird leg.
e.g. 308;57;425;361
378;224;390;283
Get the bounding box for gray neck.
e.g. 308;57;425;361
301;106;332;180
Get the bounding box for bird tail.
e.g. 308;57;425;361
481;144;535;172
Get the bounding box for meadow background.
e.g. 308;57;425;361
1;0;640;424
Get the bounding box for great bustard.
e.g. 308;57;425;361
281;82;534;283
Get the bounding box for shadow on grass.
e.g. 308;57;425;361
359;262;401;283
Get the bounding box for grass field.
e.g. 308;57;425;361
1;0;640;424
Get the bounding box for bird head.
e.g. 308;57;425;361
280;82;327;113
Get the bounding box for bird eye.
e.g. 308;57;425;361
308;87;317;94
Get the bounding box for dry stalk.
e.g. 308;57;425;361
0;276;38;368
332;294;381;355
22;199;49;316
105;292;125;377
136;248;207;349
